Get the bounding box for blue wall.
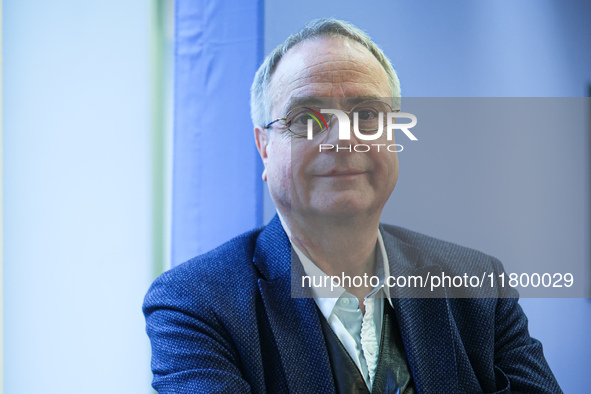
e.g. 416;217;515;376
5;1;589;392
264;1;591;391
172;0;264;266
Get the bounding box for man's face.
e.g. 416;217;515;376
255;36;399;221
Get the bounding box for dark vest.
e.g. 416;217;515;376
319;299;416;394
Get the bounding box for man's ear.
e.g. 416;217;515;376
254;126;269;181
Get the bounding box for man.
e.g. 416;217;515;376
144;18;561;393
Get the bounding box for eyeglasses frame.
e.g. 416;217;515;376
263;99;400;138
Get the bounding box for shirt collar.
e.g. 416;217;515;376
278;212;392;318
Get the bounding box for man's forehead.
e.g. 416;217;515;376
269;36;390;114
284;96;385;110
272;37;381;84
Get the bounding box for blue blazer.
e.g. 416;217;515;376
143;215;561;393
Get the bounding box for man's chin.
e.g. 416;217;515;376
305;197;379;220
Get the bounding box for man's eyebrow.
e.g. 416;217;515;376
284;97;324;111
284;96;383;111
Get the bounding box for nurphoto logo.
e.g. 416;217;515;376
315;108;417;152
285;99;418;152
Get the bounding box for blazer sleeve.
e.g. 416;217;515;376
492;259;563;393
143;272;251;394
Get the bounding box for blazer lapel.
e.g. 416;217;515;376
381;228;460;393
253;217;461;393
254;216;335;393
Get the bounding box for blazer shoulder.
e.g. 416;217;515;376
143;227;265;311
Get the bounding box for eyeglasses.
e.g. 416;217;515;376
264;100;399;138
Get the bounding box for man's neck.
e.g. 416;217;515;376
279;211;381;301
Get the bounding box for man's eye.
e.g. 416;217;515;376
294;113;314;125
356;109;378;120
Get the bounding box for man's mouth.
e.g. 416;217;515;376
317;169;366;177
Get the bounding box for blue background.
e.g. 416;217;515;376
174;0;591;392
4;0;590;392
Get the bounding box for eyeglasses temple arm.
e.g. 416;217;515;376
264;118;287;129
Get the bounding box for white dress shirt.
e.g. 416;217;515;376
288;227;392;391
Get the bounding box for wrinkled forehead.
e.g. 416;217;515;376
283;96;398;112
269;36;391;116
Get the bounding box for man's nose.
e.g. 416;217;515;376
321;114;342;147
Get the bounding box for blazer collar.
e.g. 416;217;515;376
255;215;335;393
252;214;291;281
254;216;461;393
380;228;461;393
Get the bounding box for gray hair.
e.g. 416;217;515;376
250;18;401;127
